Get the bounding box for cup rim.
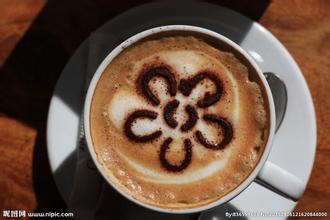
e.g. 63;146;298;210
84;25;276;214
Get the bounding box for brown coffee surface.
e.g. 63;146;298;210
90;36;269;209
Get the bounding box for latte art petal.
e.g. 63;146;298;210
180;105;198;132
124;110;162;143
164;99;179;128
195;114;233;150
159;138;192;172
178;72;223;108
140;66;177;105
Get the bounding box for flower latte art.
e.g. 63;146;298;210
90;36;269;209
125;66;234;172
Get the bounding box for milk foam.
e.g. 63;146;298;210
117;148;228;184
90;36;268;209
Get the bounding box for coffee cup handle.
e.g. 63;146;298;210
256;161;305;201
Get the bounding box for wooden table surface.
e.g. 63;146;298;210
0;0;329;219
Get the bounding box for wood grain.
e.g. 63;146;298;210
0;0;329;219
0;0;46;216
0;0;46;66
0;117;37;212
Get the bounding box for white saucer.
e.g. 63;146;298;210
47;2;316;219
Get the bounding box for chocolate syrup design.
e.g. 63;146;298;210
179;72;223;108
124;66;233;172
140;66;177;105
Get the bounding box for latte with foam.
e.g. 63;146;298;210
89;36;269;209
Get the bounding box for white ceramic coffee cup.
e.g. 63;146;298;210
84;25;305;214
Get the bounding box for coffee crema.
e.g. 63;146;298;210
90;36;268;209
